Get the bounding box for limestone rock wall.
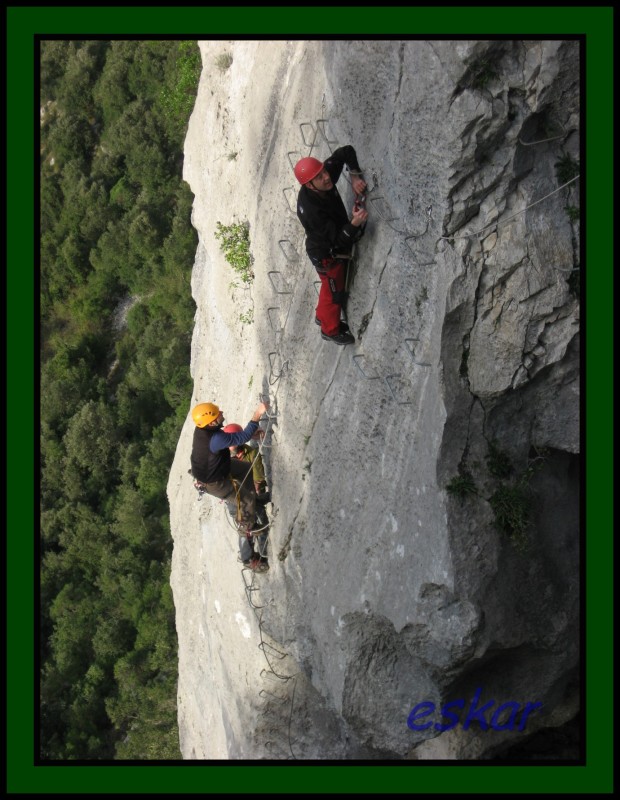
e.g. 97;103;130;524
168;39;580;760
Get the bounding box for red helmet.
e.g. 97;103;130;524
294;157;323;185
222;423;243;434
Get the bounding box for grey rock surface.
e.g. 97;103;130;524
168;39;580;760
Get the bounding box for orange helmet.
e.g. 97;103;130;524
222;423;243;434
294;157;323;185
192;403;220;428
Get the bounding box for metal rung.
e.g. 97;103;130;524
300;121;318;149
260;668;289;684
241;571;264;603
313;280;321;296
268;352;289;385
403;205;433;241
384;374;412;405
316;118;339;148
268;272;292;295
287;150;303;170
267;307;284;333
369;195;399;222
259;640;287;659
282;187;297;214
404;338;432;368
404;223;430;242
352;354;381;381
260;665;292;682
278;239;300;262
269;306;291;335
404;237;435;265
245;589;268;610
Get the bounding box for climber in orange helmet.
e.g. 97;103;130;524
190;399;270;572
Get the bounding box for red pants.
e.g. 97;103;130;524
316;259;347;336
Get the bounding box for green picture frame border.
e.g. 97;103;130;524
6;4;613;795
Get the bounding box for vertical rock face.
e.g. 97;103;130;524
169;40;580;760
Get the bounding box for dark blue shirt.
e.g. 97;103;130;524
210;420;259;453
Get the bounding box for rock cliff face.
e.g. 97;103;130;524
168;40;580;760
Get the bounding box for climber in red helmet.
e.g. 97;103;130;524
223;423;268;496
222;422;271;569
294;146;368;345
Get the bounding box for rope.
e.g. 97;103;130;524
221;420;274;536
519;134;566;146
218;377;285;533
233;114;580;762
439;175;580;241
211;228;293;526
234;116;339;760
518;126;566;146
287;676;299;760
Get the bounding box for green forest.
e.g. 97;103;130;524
40;40;202;759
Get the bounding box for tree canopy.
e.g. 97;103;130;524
40;39;201;760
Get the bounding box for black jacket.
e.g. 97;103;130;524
191;426;230;483
296;145;365;265
191;420;259;483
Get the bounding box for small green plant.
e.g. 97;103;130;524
489;481;531;552
302;459;312;480
215;221;254;284
239;309;254;325
565;205;580;222
215;52;233;71
486;440;513;479
524;445;549;478
446;467;477;500
303;435;311;446
227;151;238;161
489;446;549;551
248;375;254;389
555;152;579;185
